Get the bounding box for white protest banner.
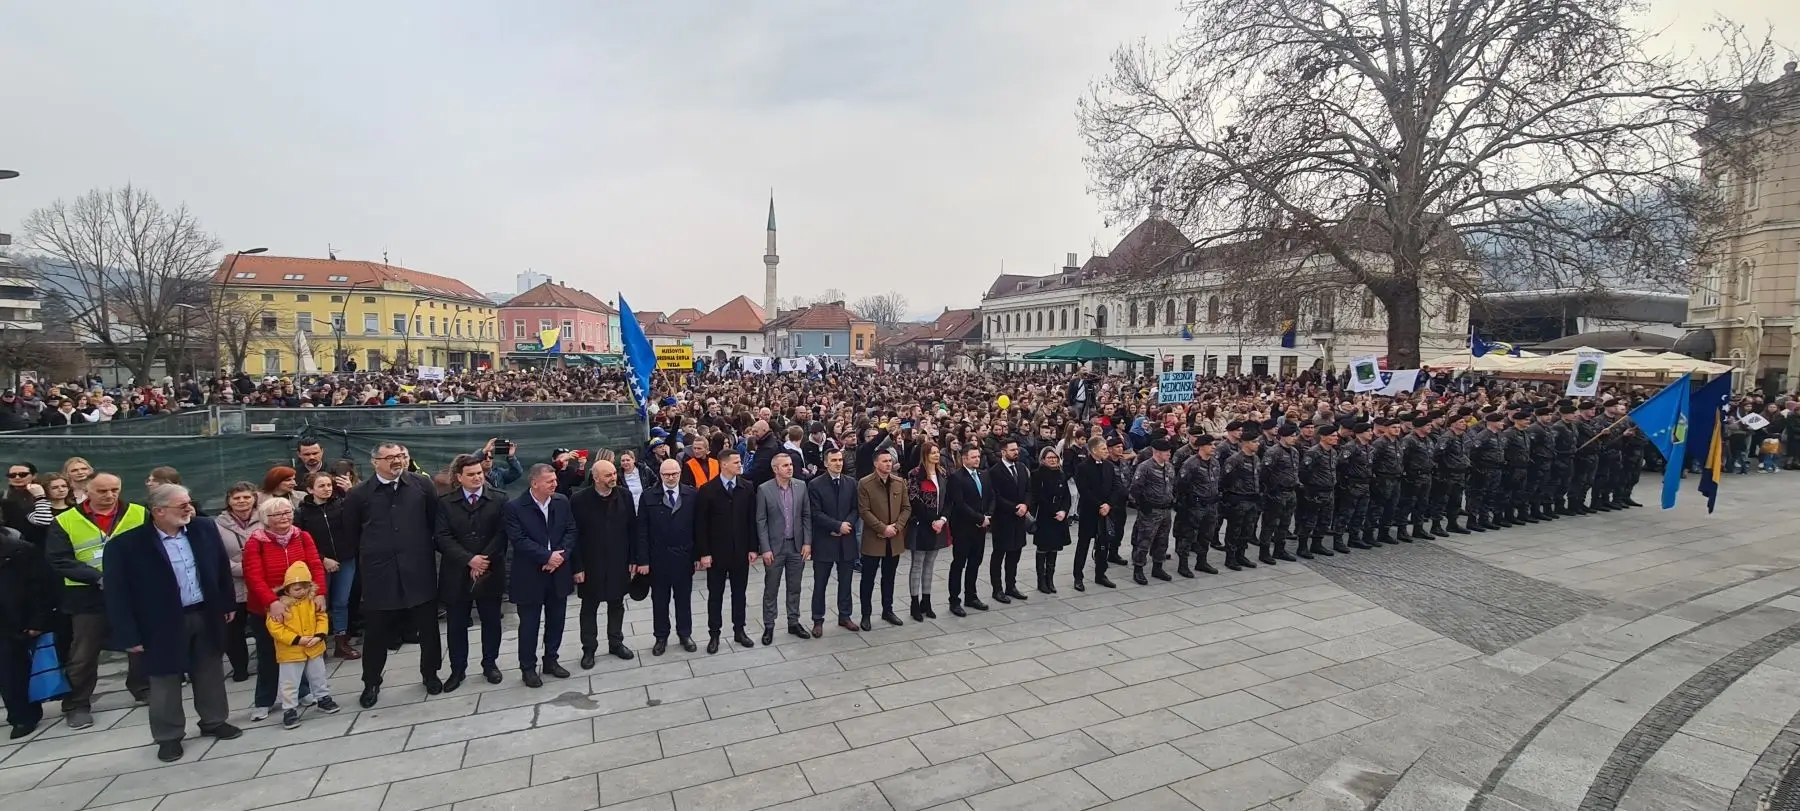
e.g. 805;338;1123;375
1158;371;1197;404
1566;351;1606;397
416;365;446;381
1349;355;1383;392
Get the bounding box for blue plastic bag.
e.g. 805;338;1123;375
29;632;71;703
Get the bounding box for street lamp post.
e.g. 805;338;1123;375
332;279;374;371
212;247;268;373
400;298;426;371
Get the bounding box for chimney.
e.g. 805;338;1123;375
1065;252;1078;268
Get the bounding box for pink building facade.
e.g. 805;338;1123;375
499;282;617;363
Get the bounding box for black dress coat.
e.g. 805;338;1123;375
102;519;235;677
1031;466;1072;551
1075;457;1118;542
570;485;644;603
637;484;698;585
805;473;860;563
695;477;757;572
988;460;1032;553
343;472;441;612
433;487;508;604
944;466;992;554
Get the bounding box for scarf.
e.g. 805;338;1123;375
253;525;298;546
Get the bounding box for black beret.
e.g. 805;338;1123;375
1411;416;1431;428
1558;403;1576;414
1456;406;1474;417
1485;412;1505;422
1260;418;1280;431
1278;424;1299;437
1396;412;1415;423
1194;434;1215;445
1374;417;1393;426
1511;409;1532;420
1352;422;1373;433
1427;410;1446;420
1225;420;1243;432
1534;407;1552;416
1317;422;1339;434
1150;438;1174;452
1579;401;1598;411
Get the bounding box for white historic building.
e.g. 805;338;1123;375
981;213;1471;375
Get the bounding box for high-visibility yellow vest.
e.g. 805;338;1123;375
57;504;148;587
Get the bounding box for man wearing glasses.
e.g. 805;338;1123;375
45;472;151;729
100;484;242;762
343;443;443;707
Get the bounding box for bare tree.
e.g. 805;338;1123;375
852;291;910;328
1080;2;1778;367
22;186;222;383
776;288;850;313
958;344;997;370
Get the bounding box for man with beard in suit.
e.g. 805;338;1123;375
987;438;1030;604
695;450;758;654
572;460;646;666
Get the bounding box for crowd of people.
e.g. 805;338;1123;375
1;365;1794;765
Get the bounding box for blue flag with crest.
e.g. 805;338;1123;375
1627;374;1691;509
617;295;657;425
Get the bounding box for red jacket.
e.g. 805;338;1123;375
241;528;326;617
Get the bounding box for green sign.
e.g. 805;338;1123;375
514;342;543;352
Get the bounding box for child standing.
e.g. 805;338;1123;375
266;562;339;728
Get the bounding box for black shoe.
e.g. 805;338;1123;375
1195;556;1218;575
1310;540;1335;557
580;652;597;670
523;669;543;688
950;600;967;617
1109;552;1130;565
1447;521;1470;535
680;636;698;653
610;645;636;661
1151;566;1172;581
543;661;570;679
1133;567;1149;585
1177;559;1194;578
1239;551;1256;568
734;630;755;648
1072;578;1086;591
1332;539;1351;554
882;611;904;626
359;686;380;708
1394;526;1412;541
707;635;721;654
992;591;1012;604
423;675;443;695
1430;521;1449;538
483;665;503;684
789;624;812;639
282;709;300;730
157;740;184;762
1377;530;1397;544
910;597;923;622
1624;498;1643;507
922;597;937;619
315;696;340;714
1006;587;1029;601
1257;545;1277;565
1225;552;1242;572
1274;546;1297;562
9;723;37;740
443;673;465;693
201;721;242;740
1296;544;1315;560
860;615;873;632
763;628;775;646
230;669;250;683
1095;573;1116;588
653;640;668;656
966;596;989;611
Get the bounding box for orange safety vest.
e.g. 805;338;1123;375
685;456;720;488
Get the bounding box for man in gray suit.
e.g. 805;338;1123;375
756;454;812;645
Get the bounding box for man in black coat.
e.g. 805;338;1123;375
696;449;758;654
572;459;646;667
945;445;993;616
987;438;1031;604
433;454;508;691
0;525;59;739
1076;436;1121;589
805;448;860;637
343;442;443;707
638;458;698;656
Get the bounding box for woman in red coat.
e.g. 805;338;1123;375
241;497;325;721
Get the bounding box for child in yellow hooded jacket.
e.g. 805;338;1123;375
266;561;339;727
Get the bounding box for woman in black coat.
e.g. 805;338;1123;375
0;526;59;738
296;472;359;659
1031;446;1072;595
570;472;645;663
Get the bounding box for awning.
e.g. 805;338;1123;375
1021;339;1152;363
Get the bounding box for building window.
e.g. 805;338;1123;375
297;313;313;333
1165;300;1176;326
413;315;422;335
1361;292;1376;320
1146;301;1157;328
1181;354;1195;371
1129;303;1139;328
823;333;833;348
260;313;278;333
366;349;381;369
1226;355;1241;375
538;319;553;333
739;336;747;350
1737;260;1754;302
1060;310;1068;332
428;316;437;335
1445;295;1460;323
260;293;274;302
1205;355;1219;376
392;313;407;335
1207;296;1221;323
263;349;281;374
514;320;526;338
1186;298;1197;325
330;313;345;333
1094;307;1108;330
561;320;573;339
855;333;865;351
331;295;344;303
1035;311;1043;331
706;335;714;347
363;296;376;304
295;294;310;302
363;313;379;334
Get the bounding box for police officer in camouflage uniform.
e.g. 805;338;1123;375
1128;438;1177;585
1398;416;1435;541
1503;409;1535;525
1615;401;1646;508
1220;435;1262;572
1434;411;1473;535
1339;422;1375;549
1369;418;1403;543
1528;406;1558;521
1551;402;1578;515
1173;436;1220;577
1568;402;1599;514
1467;411;1506;531
1259;425;1303;564
1296;427;1342;557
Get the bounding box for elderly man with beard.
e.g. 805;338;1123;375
343;443;443;707
572;460;645;666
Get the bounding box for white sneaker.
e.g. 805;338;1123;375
249;706;270;722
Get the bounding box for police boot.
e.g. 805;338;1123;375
1274;538;1297;562
1480;512;1501;530
1193;548;1217;575
1394;523;1414;541
1132;566;1148;586
1176;553;1195;578
1295;536;1315;559
1430;519;1449;538
1238;544;1257;568
1447;515;1471;534
1376;526;1397;544
1332;534;1352;554
1223;547;1243;572
1309;536;1335;557
1348;529;1373;550
1151;561;1172;581
1257;542;1277;565
1520;506;1541;523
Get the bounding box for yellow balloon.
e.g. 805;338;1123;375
997;394;1011;410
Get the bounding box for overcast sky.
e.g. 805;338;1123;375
1;1;1790;316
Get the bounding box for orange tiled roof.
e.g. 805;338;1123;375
686;295;768;332
641;320;689;338
506;281;616;314
766;301;869;331
214;254;490;304
667;308;704;325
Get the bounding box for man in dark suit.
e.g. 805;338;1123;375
102;484;242;762
945;446;993;616
638;458;698;655
806;448;859;637
344;443;443;707
987;438;1032;604
696;449;758;654
504;464;579;688
434;454;508;691
572;459;645;667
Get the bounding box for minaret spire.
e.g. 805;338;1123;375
763;191;779;319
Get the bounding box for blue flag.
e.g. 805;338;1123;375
617;295;657;424
1627;374;1691;509
1280;320;1296;349
1687;372;1731;513
1470;332;1519;358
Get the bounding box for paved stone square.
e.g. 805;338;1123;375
3;473;1798;811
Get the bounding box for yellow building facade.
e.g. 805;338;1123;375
212;254;501;375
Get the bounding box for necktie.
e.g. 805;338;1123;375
666;490;677;510
467;492;477;505
726;480;733;494
972;470;982;497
